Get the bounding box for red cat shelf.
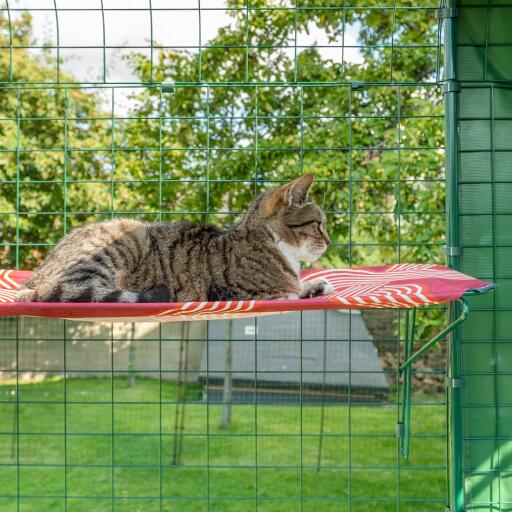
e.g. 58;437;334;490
0;263;492;323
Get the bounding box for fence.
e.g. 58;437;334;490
451;1;512;510
0;1;471;511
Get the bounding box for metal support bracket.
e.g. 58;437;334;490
161;82;176;93
398;298;469;459
443;80;461;94
446;378;464;389
435;8;458;20
446;246;462;257
350;81;365;90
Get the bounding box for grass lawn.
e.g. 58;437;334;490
0;378;447;512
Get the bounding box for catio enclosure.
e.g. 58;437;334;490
0;1;509;512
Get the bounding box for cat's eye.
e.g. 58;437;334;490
286;220;317;229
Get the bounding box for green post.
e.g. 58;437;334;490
443;2;464;511
447;301;464;512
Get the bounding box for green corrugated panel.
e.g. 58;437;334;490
456;1;512;511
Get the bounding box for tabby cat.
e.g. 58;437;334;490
16;174;332;303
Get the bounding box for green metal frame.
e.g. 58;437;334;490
453;0;512;509
398;297;469;460
443;2;465;511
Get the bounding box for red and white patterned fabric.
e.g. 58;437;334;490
0;264;492;323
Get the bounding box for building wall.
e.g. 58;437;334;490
0;317;207;382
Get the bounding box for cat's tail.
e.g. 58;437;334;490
15;284;170;303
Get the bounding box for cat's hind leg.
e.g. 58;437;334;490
15;288;38;302
104;284;171;303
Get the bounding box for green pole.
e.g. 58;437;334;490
447;301;464;512
443;2;464;511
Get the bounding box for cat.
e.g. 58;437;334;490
16;174;333;303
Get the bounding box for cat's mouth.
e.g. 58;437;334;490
299;243;328;262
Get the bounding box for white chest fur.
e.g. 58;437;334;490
276;240;300;275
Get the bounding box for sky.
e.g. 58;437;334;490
7;0;362;112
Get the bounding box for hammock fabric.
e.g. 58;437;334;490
0;263;492;323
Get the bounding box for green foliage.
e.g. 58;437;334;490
0;14;111;268
121;1;445;267
0;4;445;277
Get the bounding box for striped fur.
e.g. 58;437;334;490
16;174;331;303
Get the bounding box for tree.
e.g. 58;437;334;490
1;3;444;271
122;0;444;269
0;13;111;268
221;319;234;429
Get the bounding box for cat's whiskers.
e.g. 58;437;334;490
325;197;337;213
321;188;328;210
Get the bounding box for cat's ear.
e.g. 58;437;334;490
260;191;284;218
282;173;315;205
260;174;315;217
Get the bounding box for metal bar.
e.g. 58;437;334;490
158;323;163;512
316;310;328;472
172;321;187;466
399;307;416;459
397;299;470;461
198;0;203;81
447;301;465;512
398;309;411;455
177;322;190;465
443;2;465;509
399;299;469;373
0;81;444;89
5;0;13;82
405;308;416;459
0;5;441;11
110;324;114;512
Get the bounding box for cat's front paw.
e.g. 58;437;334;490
300;278;334;298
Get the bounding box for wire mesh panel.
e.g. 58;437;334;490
453;1;512;510
0;1;449;511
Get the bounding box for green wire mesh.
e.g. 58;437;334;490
453;2;512;511
0;1;457;511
